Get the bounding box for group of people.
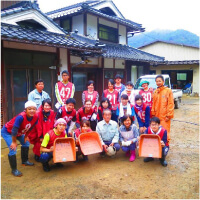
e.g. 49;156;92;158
1;70;174;177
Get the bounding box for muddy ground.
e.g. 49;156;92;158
1;95;199;199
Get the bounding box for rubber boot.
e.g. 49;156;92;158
21;147;34;166
159;156;168;167
8;155;23;177
125;150;130;157
143;157;154;162
129;150;136;162
42;162;50;172
82;154;88;161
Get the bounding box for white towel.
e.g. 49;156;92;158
119;102;132;118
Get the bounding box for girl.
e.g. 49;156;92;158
82;80;99;111
121;81;135;105
97;97;112;121
134;95;150;134
30;99;55;162
102;79;119;122
119;115;139;162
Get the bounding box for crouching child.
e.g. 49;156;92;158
40;118;67;172
144;117;169;167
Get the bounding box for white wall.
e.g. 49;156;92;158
104;58;114;68
58;48;68;81
72;14;84;35
140;42;199;61
87;14;98;39
119;25;126;45
115;59;125;69
99;18;117;28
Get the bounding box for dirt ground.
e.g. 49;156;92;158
1;95;199;199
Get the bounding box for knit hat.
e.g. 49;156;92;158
139;80;149;87
54;118;67;127
25;101;37;109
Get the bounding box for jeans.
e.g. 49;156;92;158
39;152;53;163
103;141;120;152
1;126;30;156
162;146;169;157
121;142;136;152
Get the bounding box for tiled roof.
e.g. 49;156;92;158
1;1;67;34
71;33;164;62
46;1;144;32
1;23;102;53
163;60;199;65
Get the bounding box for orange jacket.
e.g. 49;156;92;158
151;86;174;120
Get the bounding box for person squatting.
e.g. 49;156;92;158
1;71;174;176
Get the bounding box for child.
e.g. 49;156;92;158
134;95;150;134
143;117;169;167
119;115;139;162
73;120;92;161
139;80;153;117
56;98;77;136
39;118;67;172
1;101;38;177
116;94;135;124
97;97;112;122
121;81;135;105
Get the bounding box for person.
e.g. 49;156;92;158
134;95;150;134
56;98;76;136
139;80;153;117
119;115;139;162
82;80;99;111
76;99;97;131
102;79;119;122
1;101;38;177
97;97;113;122
28;79;51;109
29;99;55;162
73;120;92;162
114;74;126;96
116;94;135;124
121;81;135;105
39;118;67;172
96;109;120;157
151;75;174;143
143;117;169;167
55;70;75;109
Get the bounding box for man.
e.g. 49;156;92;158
114;74;125;96
151;75;174;143
55;70;75;108
96;109;120;156
28;79;51;109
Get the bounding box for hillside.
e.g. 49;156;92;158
128;29;199;48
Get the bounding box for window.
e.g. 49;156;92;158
61;18;71;32
98;24;118;43
177;73;187;81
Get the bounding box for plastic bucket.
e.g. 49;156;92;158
53;137;76;163
139;134;162;158
78;131;103;155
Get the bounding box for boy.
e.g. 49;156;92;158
55;70;75;108
114;74;125;96
143;117;169;167
56;98;76;136
1;101;38;177
40;118;67;172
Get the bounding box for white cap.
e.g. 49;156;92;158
25;101;37;109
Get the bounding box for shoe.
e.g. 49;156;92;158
21;147;34;166
129;150;136;162
159;157;168;167
42;162;50;172
55;163;64;167
34;155;40;162
100;152;106;157
82;155;88;161
8;155;23;177
143;157;154;162
125;151;130;157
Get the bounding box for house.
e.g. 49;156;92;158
1;0;164;124
138;40;199;95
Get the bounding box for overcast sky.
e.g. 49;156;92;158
38;0;200;36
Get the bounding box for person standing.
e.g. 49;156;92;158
82;80;99;111
114;74;125;96
121;81;135;105
28;79;51;109
55;70;75;109
151;75;174;143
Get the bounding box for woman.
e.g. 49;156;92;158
134;95;150;134
119;115;139;162
151;75;174;143
102;79;119;122
121;81;135;105
82;80;99;110
30;99;55;162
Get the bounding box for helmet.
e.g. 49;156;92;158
106;146;116;156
